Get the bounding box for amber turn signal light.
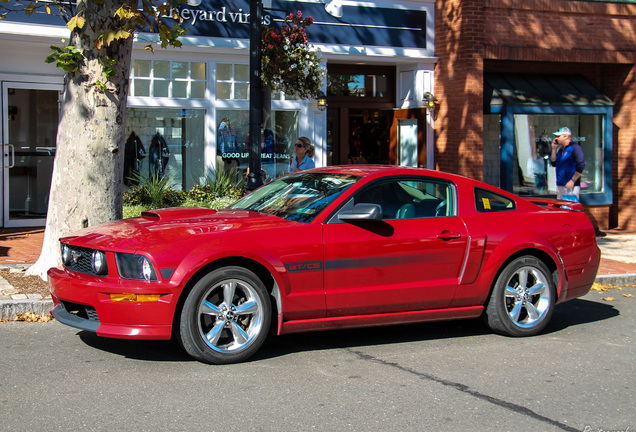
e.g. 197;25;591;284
110;293;161;302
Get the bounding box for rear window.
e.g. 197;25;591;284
475;188;516;212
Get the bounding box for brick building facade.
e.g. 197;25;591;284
435;0;636;231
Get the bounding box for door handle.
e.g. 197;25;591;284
437;230;462;240
4;144;14;168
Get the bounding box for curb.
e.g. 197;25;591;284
0;299;54;321
0;264;54;321
594;273;636;287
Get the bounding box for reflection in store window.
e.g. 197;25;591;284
327;73;388;97
216;110;299;181
125;108;206;191
513;114;604;196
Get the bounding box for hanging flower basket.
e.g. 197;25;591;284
261;11;325;99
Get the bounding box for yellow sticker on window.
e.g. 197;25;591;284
482;197;491;210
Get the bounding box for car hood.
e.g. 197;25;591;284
60;207;297;253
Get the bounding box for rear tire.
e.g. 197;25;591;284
178;267;271;364
485;256;555;337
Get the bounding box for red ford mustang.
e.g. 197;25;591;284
48;166;600;364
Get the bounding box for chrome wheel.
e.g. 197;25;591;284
503;266;551;329
198;278;265;354
485;256;555;337
179;267;271;364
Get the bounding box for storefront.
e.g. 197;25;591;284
1;0;436;227
434;0;636;230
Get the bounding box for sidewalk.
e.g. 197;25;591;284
1;227;635;320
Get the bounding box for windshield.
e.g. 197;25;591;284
229;172;360;223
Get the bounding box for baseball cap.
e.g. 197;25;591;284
553;127;572;136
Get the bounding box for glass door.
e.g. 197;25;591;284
2;82;61;227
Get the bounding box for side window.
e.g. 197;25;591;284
352;178;455;220
475;188;516;212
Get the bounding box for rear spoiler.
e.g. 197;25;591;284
527;197;584;211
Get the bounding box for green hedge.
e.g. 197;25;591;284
123;195;241;219
123;169;246;218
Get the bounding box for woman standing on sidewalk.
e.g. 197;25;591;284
290;137;315;172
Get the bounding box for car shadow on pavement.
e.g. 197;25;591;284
73;297;619;363
256;319;492;361
257;298;620;361
78;331;195;362
543;297;619;334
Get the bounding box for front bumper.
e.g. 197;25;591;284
48;267;177;340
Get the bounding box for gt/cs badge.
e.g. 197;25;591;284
286;261;323;272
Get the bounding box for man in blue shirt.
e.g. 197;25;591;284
550;126;585;200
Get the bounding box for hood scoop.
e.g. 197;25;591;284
141;207;218;221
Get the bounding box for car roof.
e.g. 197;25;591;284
305;164;472;184
304;165;529;207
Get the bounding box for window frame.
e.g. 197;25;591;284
327;176;458;223
327;64;396;104
216;63;250;100
130;59;207;99
474;187;516;213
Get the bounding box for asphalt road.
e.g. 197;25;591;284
1;286;634;432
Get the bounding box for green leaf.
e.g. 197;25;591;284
24;2;36;16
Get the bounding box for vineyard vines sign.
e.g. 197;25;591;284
161;0;272;27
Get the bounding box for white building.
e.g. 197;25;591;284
0;0;436;227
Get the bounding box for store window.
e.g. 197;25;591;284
216;109;299;181
131;60;206;98
327;65;395;101
216;64;249;100
512;114;604;197
124;108;206;191
328;73;389;97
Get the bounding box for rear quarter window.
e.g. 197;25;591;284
475;188;516;212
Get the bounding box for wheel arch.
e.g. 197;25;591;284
171;256;282;339
483;247;560;309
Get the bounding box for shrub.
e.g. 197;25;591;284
198;168;246;198
187;184;216;203
124;172;185;209
123;205;147;219
122;169;247;218
210;195;239;209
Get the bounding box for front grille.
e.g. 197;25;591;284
62;244;107;276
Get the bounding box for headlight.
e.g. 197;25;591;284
116;253;158;281
61;244;72;266
92;250;108;275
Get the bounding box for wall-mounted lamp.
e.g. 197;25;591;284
324;0;343;18
317;91;328;111
423;91;438;109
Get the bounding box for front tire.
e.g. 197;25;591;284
485;256;555;337
178;267;271;364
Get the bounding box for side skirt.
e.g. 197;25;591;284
280;306;484;334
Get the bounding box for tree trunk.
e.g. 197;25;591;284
27;0;135;279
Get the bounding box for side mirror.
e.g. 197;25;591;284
338;203;383;222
